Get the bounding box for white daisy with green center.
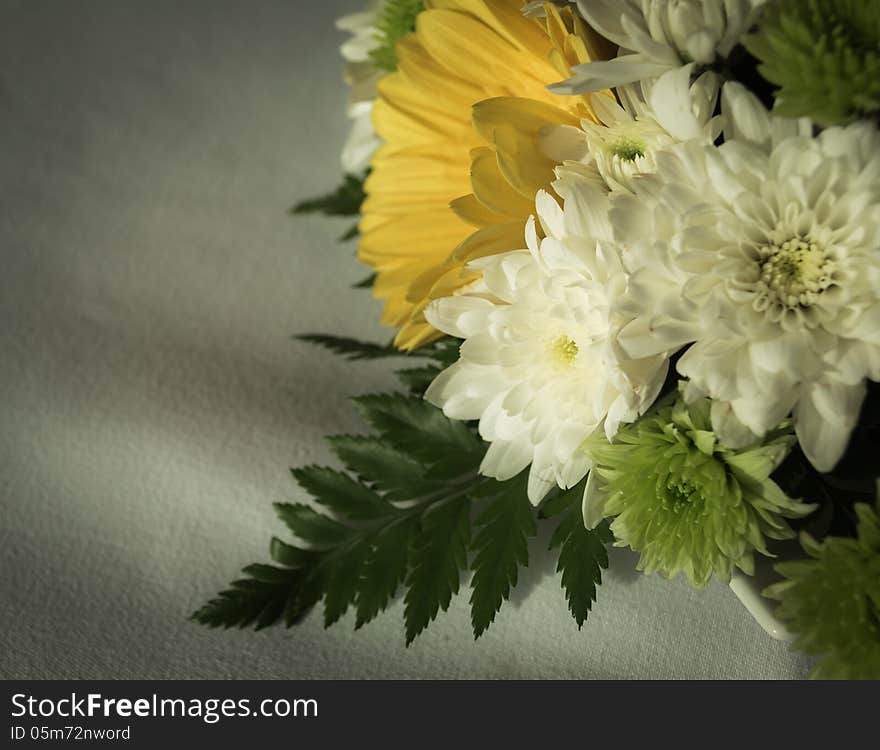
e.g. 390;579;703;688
541;64;720;194
424;172;669;504
613;82;880;472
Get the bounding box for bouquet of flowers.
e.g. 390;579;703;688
195;0;880;680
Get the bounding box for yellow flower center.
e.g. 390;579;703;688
551;335;579;367
759;237;833;308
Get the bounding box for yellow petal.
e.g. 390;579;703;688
471;96;577;144
416;10;537;91
431;0;555;63
471;96;576;197
361;0;614;350
451;221;528;264
359;210;470;264
469;147;534;218
449;193;508;227
493;122;557;198
394;317;444;350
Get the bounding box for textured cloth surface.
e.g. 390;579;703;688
0;0;813;680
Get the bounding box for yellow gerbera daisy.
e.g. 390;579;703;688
358;0;612;349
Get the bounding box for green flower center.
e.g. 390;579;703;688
758;237;834;308
609;136;646;162
660;476;703;514
550;335;579;367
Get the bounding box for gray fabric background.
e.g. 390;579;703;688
0;0;814;679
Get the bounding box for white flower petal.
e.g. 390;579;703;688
618;314;696;359
341;101;381;174
575;0;638;51
649;65;706;142
795;381;866;472
582;469;607;530
550;57;671;95
535;189;565;239
424;296;495;338
480;438;533;483
722;82;771;146
539;124;589;163
527;460;557;505
710;399;760;450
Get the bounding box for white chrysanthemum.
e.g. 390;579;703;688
551;0;766;94
613;83;880;473
542;64;720;193
425;173;669;504
336;8;383;173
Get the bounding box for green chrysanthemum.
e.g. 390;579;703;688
582;393;814;588
745;0;880;125
369;0;425;72
765;493;880;680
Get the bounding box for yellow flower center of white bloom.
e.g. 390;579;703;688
550;335;579;367
758;237;834;309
